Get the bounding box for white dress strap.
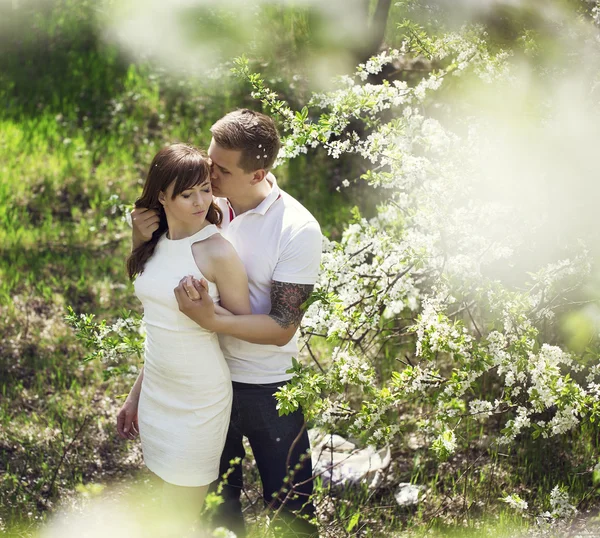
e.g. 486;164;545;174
187;224;221;245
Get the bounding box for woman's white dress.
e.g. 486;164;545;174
134;224;232;487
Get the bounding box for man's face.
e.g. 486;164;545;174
208;138;255;200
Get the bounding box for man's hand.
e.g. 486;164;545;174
131;207;160;247
174;276;217;330
117;397;139;440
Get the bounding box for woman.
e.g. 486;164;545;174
116;144;251;524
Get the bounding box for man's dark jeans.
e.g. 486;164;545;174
209;381;317;537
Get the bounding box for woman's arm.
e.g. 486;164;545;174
116;367;144;439
210;240;252;315
185;276;235;317
191;236;251;316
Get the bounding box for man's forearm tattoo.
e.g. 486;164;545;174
269;281;314;329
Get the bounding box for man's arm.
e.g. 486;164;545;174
175;279;314;346
175;218;321;345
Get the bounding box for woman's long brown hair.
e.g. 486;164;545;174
127;144;222;280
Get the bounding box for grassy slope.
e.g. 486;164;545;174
0;0;353;532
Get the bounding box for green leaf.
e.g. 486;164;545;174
346;511;360;532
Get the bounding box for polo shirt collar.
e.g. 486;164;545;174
227;173;281;219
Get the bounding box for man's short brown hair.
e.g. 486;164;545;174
210;109;281;173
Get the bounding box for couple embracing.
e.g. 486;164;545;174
116;109;322;537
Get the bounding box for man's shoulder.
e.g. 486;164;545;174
276;188;320;232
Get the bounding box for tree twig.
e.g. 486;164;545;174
43;415;89;498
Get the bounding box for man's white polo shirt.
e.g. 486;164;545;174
214;174;322;384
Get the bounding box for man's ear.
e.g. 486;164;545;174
250;169;267;185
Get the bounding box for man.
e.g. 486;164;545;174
121;109;322;537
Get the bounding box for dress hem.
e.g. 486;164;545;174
145;461;217;488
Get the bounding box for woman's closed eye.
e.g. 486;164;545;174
182;186;210;198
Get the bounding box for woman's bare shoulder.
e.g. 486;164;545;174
191;233;237;263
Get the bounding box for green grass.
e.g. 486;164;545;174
0;1;356;532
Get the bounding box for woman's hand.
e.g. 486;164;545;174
180;276;233;316
117;397;139;440
182;275;206;300
174;276;217;330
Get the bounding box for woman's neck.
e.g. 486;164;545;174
165;217;209;240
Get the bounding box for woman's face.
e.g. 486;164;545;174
159;177;213;227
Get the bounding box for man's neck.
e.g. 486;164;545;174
228;177;272;216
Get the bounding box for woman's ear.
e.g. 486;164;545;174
158;192;166;205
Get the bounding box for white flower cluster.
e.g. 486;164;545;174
548;406;580;436
502;493;528;512
428;26;512;83
432;428;457;458
500;407;531;444
66;309;144;377
392;364;443;394
586;362;600;384
330;347;375;386
544;486;578;519
528;255;592;316
234;13;599;475
302;218;420;341
468;399;495;421
593;1;600;26
310;79;411;125
356;49;403;81
527;344;575;412
414;299;473;360
212;527;237;538
316;398;353;427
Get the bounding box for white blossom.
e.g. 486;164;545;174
549;486;577;519
502;494;528;511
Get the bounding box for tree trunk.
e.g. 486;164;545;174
356;0;392;64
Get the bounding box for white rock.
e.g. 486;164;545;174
394;483;426;507
309;429;391;488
